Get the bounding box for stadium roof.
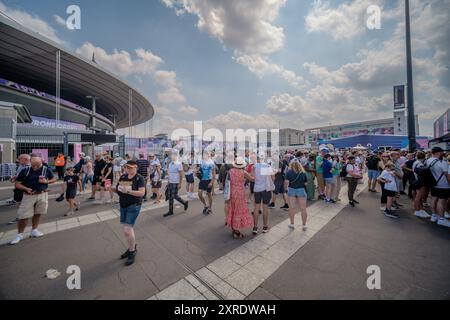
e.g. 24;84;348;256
0;14;154;129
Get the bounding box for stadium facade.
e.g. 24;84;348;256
0;15;154;165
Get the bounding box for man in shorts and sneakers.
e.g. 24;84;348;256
251;154;275;234
10;156;57;245
428;147;450;227
197;152;216;215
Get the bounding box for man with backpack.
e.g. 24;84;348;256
426;147;450;227
366;151;380;192
10;155;57;245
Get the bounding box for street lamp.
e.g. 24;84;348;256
405;0;416;152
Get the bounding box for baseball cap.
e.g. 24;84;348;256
431;146;444;153
124;160;138;167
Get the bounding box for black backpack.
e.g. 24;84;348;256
414;160;444;188
340;163;348;178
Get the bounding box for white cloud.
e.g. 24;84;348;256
76;42;164;77
53;14;66;27
163;0;286;55
235;54;308;89
205;111;279;130
163;0;306;91
179;105;199;115
0;2;63;43
305;0;388;40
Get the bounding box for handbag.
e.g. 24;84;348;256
265;175;276;192
223;172;231;201
56;193;65;202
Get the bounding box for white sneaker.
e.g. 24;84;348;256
414;210;431;219
94;200;103;205
430;214;439;223
30;229;44;238
9;234;23;245
445;212;450;219
302;225;308;231
437;218;450;228
288;223;295;230
380;206;386;211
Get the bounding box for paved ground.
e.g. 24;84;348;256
1;178;449;300
0;185;291;299
247;190;450;300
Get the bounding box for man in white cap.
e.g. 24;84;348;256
113;153;123;182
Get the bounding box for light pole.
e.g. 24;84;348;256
405;0;416;152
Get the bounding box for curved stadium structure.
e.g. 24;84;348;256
0;14;154;164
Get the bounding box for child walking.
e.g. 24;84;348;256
377;162;399;219
62;167;82;216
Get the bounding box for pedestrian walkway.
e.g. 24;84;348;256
247;190;450;300
148;178;366;300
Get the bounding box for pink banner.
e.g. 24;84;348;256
32;149;48;164
74;144;82;164
135;148;148;159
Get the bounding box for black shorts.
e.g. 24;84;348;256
250;182;255;194
185;174;194;184
384;189;397;198
66;188;77;200
151;180;162;189
431;187;450;200
273;177;285;194
254;191;272;205
93;175;102;184
199;179;213;193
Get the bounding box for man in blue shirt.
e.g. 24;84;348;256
322;154;335;203
10;156;57;245
197;153;216;215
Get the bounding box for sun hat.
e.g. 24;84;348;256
232;157;247;169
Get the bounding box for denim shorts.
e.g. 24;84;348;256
368;170;380;180
120;204;142;227
324;177;334;185
287;187;307;198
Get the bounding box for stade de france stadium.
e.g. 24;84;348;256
0;15;154;165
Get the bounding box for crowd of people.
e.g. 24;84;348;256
5;144;450;266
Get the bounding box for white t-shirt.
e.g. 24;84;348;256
254;162;272;193
426;157;450;189
346;164;361;178
379;170;397;192
168;161;183;184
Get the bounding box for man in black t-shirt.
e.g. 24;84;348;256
113;160;146;266
88;153;106;200
366;152;381;192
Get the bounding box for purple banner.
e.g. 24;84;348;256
0;78;113;126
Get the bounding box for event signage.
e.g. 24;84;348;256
0;78;113;125
26;116;87;131
394;85;405;109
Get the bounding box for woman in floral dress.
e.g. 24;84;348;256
225;157;254;239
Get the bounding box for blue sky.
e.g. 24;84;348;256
1;0;449;137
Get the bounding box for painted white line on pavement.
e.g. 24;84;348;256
0;189;220;245
148;179;368;300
